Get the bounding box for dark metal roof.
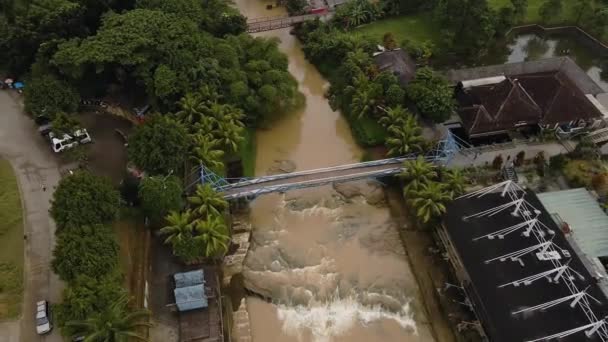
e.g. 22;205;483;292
443;188;608;342
447;57;604;95
455;70;603;136
373;49;417;86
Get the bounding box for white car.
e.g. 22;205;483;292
51;134;78;153
36;301;52;335
49;128;92;153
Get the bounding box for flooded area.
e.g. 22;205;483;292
232;1;434;341
486;32;608;91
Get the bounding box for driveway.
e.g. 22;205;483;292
0;91;63;342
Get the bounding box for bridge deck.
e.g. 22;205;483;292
246;13;326;33
221;162;404;199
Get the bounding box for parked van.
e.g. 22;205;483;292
48;128;92;153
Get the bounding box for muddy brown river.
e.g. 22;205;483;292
233;2;435;341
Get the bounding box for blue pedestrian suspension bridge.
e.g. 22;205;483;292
188;132;469;200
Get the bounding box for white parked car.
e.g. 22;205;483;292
49;128;92;153
36;301;52;335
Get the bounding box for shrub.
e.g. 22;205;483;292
51;225;119;282
50;171;120;228
138;175;183;226
492;155;504;170
24;73;80;118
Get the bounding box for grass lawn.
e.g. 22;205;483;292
347;114;388;147
488;0;578;24
239;128;257;178
356;1;583;45
355;13;441;44
0;158;23;319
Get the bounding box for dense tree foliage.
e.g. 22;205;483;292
54;273;127;337
136;0;246;36
333;0;383;29
138;175;183;225
127;114;189;175
52;225;119;282
160;208;229;263
435;0;496;57
188;184;228;219
538;0;563;23
286;0;308;15
406;67;455;123
66;295;151;341
23;73;80;118
0;0;87;74
50;171;120;228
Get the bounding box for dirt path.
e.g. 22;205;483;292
0;91;63;342
385;187;457;342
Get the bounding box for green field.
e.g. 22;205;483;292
0;159;23;319
355;13;441;44
356;0;583;45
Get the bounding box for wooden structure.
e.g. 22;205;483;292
246;13;328;33
176;267;224;342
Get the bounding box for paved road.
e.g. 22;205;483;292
0;91;63;342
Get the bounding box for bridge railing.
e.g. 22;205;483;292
224;166;404;199
217;154;431;191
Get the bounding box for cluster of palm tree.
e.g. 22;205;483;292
160;183;230;263
380;105;426;157
400;156;467;224
67;295;151;342
335;0;383;28
175;87;245;173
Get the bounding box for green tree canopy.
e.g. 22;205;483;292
435;0;496;57
138;175;183;225
400;156;438;194
52;225;119;282
192;215;230;258
50;171;120;228
54;273;127;337
408;181;453;224
188;184;228;219
24;73;80;118
127;114;189;175
66;295;151;341
0;0;87;74
538;0;563;23
406;67;455;123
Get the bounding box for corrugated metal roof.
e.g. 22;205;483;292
538;188;608;258
174;284;208;312
174;270;205;288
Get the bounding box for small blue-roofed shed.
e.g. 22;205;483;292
173;270;207;312
174;270;205;288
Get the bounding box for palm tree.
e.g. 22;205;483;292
378;105;408;127
66;295;151;342
385;115;424;156
176;93;204;125
160;210;195;246
193;215;230;258
350;75;380;120
188;183;228;219
407;181;453;224
216;121;244;153
400;156;437;195
190;133;225;173
442;168;467;197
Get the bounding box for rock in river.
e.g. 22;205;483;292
333;180;386;206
